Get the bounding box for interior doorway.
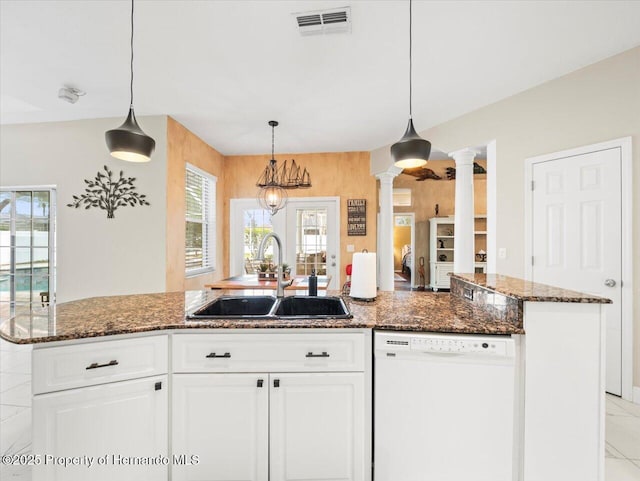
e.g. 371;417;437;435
525;137;633;399
393;213;414;290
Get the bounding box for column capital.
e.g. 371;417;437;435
448;148;480;165
375;165;403;183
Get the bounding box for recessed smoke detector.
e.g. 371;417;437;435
58;86;86;104
293;7;351;36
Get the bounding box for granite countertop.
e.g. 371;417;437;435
0;274;610;345
0;288;524;344
450;273;612;303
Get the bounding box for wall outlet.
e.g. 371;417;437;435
346;244;355;252
498;248;507;259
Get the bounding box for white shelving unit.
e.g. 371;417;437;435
429;216;487;291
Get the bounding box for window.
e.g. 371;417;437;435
185;165;216;276
393;188;412;207
294;208;327;276
0;188;56;320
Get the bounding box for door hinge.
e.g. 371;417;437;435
531;256;534;266
155;381;162;391
531;180;535;191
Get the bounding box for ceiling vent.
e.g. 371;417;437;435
294;7;351;36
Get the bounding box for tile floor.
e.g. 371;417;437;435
0;338;32;480
1;336;639;480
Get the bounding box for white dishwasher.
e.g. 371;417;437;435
374;331;517;481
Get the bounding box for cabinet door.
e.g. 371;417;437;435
33;375;168;481
435;263;454;288
172;373;269;481
270;373;365;481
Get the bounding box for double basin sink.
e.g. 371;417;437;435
188;295;352;320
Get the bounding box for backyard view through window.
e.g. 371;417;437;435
295;208;327;276
243;209;273;273
185;165;216;275
0;189;55;321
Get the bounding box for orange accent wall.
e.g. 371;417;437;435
223;151;377;286
166;117;225;291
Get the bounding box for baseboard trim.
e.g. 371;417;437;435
633;386;640;405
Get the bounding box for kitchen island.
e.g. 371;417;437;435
0;274;610;481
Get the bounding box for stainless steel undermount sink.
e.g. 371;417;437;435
188;295;352;320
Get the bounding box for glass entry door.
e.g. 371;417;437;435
229;198;339;289
0;188;56;320
286;199;338;289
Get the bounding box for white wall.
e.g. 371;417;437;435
0;116;168;303
370;46;640;385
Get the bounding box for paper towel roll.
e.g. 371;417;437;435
350;252;377;300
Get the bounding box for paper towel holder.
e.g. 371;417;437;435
349;250;377;302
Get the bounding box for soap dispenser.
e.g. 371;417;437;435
308;269;318;296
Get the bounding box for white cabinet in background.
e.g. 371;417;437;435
33;375;168;481
429;216;487;290
172;373;269;481
269;372;365;481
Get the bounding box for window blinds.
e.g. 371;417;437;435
185;166;215;273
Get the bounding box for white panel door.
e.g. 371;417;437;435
172;373;269;481
269;372;365;481
33;375;168;481
531;147;622;394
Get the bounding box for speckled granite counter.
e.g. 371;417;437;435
0;274;611;344
451;273;612;303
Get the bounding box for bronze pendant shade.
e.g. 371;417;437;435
106;107;155;162
391;0;430;169
105;0;155;162
391;118;431;169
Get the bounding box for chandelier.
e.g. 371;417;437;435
256;121;311;215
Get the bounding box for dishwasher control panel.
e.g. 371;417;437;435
410;337;507;355
376;332;513;357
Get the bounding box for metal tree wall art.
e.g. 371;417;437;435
67;165;150;219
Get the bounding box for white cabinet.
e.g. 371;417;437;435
429;216;487;290
32;335;169;481
33;375;168;481
171;331;371;481
270;372;365;481
172;373;269;481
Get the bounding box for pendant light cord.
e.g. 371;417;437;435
409;0;412;119
272;123;275;159
130;0;134;107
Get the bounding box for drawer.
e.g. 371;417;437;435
33;335;168;394
172;333;365;373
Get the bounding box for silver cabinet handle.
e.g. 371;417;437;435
604;279;617;287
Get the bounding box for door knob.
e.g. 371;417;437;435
604;279;616;287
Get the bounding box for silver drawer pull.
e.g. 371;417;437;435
206;352;231;359
86;360;119;370
305;351;330;358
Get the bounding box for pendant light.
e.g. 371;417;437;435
390;0;431;169
105;0;155;162
256;121;287;215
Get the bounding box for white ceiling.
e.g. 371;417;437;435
1;1;639;155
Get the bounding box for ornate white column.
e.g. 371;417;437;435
449;148;478;274
375;166;402;291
